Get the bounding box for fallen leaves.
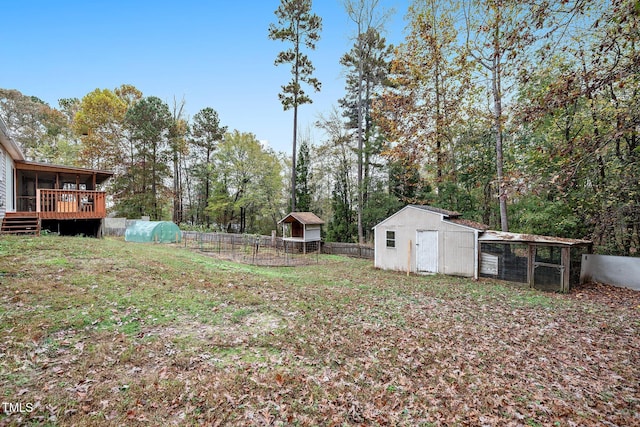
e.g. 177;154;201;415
1;236;639;425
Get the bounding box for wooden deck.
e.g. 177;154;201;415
35;189;107;220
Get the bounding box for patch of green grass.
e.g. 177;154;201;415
36;257;73;268
0;235;637;426
230;308;254;324
509;290;559;308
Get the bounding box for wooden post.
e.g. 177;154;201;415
561;246;571;293
527;244;535;289
407;239;412;276
12;166;17;211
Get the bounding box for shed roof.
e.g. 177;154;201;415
409;204;461;217
479;230;592;247
278;212;325;225
373;204;488;231
447;217;490;231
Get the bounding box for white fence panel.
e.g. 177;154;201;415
580;254;640;291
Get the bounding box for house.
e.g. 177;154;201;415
373;205;487;278
0;117;113;236
278;212;325;254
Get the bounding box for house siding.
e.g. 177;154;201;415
5;152;15;214
0;145;5;217
0;145;13;216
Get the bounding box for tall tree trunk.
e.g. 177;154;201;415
356;38;364;244
181;153;192;224
492;22;508;232
291;32;300;213
435;58;443;189
363;72;373;228
141;145;147;216
292;104;298;212
493;66;508;232
173;150;181;224
205;149;211;227
152;144;158;220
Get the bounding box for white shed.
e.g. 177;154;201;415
373;205;487;278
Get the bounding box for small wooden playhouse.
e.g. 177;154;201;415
278;212;324;254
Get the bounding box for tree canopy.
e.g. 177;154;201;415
0;0;637;254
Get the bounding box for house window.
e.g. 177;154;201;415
386;230;396;248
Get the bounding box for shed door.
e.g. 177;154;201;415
417;231;438;273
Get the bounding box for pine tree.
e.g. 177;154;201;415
269;0;322;212
295;137;313;211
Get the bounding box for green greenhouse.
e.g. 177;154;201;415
124;221;182;243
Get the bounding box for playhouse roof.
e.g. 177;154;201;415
278;212;325;225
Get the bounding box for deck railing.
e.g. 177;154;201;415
36;189;107;219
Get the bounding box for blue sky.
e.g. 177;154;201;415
1;0;411;154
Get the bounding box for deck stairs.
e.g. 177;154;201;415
0;213;41;236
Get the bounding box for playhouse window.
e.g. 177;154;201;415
386;230;396;248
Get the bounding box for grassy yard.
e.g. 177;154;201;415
0;235;638;426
